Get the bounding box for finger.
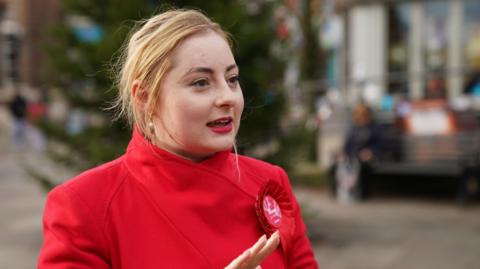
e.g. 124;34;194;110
249;235;267;256
225;235;267;269
238;235;267;268
225;249;251;269
255;266;262;269
251;231;280;266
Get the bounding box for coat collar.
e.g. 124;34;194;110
126;127;231;169
123;127;255;198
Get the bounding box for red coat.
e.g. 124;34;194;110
38;129;319;268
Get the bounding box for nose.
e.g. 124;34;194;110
215;82;237;108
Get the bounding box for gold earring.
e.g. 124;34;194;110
148;121;155;135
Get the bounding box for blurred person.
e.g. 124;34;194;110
38;9;318;269
330;104;383;201
8;91;27;145
344;104;383;199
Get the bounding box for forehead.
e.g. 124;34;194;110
169;31;235;70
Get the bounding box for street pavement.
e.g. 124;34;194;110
0;107;44;269
297;187;480;269
0;106;74;269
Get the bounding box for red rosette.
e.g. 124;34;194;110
255;179;296;261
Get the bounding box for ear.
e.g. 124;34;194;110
131;80;148;111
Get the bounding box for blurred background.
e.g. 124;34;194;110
1;0;480;268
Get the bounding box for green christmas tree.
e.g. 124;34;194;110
42;0;285;169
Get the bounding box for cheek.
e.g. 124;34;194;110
173;98;209;126
236;92;244;117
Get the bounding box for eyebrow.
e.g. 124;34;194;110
184;64;238;76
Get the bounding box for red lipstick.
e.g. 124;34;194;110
206;117;233;134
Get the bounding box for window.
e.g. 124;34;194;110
423;1;449;99
387;3;411;95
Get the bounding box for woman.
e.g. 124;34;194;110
335;104;382;200
38;9;318;269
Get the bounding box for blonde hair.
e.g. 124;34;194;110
113;9;231;140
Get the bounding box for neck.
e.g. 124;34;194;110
151;139;214;163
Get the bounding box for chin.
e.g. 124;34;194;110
215;143;234;152
208;139;235;153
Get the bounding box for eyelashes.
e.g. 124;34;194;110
189;75;240;90
191;78;209;88
227;75;240;86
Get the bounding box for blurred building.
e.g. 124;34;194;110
0;0;62;91
316;0;480;168
324;0;480;105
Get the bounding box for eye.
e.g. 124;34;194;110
227;75;240;87
191;78;210;88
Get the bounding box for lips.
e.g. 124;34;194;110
206;117;233;134
206;117;232;127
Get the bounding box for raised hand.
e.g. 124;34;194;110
225;231;280;269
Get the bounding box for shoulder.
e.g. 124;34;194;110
48;156;129;218
237;154;289;184
62;156;127;191
238;154;280;172
41;158;128;263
